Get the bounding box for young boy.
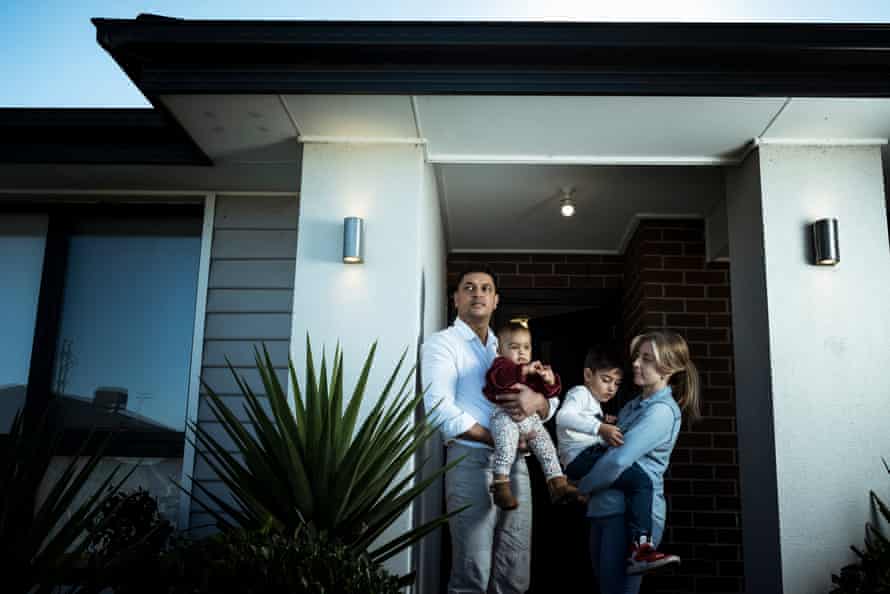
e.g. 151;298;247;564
556;346;681;575
482;321;580;510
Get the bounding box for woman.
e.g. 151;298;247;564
576;331;701;594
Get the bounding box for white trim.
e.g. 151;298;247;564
286;194;303;411
427;153;739;165
735;139;760;164
0;189;299;197
278;94;303;138
433;165;452;254
616;212;706;254
757;97;793;139
177;193;215;530
298;135;427;145
214;191;300;197
755;137;888;146
411;96;431;163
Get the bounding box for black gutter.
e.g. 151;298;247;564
0;108;210;165
93;16;890;97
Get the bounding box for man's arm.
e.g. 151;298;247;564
495;383;556;422
421;336;480;443
456;423;494;446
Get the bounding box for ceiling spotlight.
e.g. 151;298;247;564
559;187;576;217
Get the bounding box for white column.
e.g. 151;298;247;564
292;142;447;581
727;144;890;594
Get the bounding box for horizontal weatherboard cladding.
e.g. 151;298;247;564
191;194;297;529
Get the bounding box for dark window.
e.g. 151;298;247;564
1;202;203;456
0;215;48;433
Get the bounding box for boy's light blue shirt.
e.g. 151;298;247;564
578;385;682;528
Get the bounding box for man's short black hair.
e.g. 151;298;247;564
453;266;498;293
584;345;623;373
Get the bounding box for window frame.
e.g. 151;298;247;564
3;200;204;457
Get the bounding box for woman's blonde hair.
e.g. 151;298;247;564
629;331;701;422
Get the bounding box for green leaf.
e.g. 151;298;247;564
193;337;465;567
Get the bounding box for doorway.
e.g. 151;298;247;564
440;287;624;592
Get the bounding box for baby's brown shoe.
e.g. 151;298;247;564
548;475;581;504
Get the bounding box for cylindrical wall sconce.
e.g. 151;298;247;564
343;216;364;263
812;218;839;266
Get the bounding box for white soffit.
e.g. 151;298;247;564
415;96;787;164
441;164;724;252
761;98;890;142
283;95;418;139
162;95;299;162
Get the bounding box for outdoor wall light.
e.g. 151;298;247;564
559;186;576;217
343;216;364;263
811;218;839;266
560;198;576;217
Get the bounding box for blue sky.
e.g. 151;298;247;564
4;0;890;107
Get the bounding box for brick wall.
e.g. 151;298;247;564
623;220;743;594
445;229;744;594
446;252;625;292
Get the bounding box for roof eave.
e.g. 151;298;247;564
92;16;890;97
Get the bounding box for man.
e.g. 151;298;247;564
421;267;558;593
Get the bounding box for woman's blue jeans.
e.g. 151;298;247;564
588;514;663;594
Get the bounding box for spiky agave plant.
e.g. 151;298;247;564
0;408;131;594
831;458;890;593
191;338;466;565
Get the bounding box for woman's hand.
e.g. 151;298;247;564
598;423;624;447
496;383;547;421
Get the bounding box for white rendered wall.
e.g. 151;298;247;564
292;143;442;581
413;161;448;594
728;145;890;594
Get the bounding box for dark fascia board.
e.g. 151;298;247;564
92;15;890;96
0;108;210;165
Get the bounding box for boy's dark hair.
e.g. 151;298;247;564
584;345;623;373
453;266;498;293
497;321;530;341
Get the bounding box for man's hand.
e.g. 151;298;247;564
604;414;618;424
458;423;494;447
497;383;548;421
598;423;624;447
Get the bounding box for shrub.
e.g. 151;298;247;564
112;527;403;594
191;339;465;568
831;459;890;594
0;409;128;594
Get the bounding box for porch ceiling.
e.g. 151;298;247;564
161;94;890;252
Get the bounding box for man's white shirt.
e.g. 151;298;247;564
421;318;559;449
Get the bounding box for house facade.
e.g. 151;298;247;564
2;16;890;594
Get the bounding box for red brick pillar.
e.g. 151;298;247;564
622;219;743;594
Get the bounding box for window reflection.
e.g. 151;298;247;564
51;216;201;434
0;215;47;433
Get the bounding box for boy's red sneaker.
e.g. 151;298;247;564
626;541;681;575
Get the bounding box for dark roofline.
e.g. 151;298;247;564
92;15;890;96
0;108;210;165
